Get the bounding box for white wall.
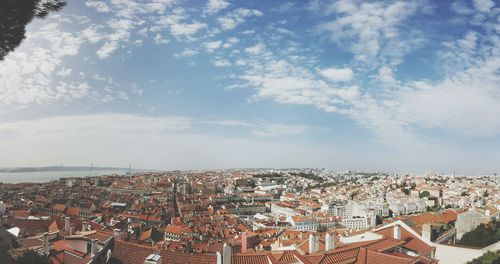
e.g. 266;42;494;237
435;241;500;264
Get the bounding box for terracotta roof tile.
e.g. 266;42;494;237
233;252;276;264
108;236;217;264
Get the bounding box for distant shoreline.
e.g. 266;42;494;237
0;166;128;173
0;169;132;184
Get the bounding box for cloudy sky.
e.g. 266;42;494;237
0;0;499;173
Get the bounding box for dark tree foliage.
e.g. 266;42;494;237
253;172;283;178
419;190;431;199
459;219;500;248
466;250;500;264
0;0;66;60
290;172;324;182
16;250;49;264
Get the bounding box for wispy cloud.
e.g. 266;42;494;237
318;67;354;82
0;114;340;169
317;0;429;65
0;21;87;108
217;8;263;31
203;0;231;16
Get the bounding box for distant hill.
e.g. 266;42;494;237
0;166;128;173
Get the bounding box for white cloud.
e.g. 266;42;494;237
217;17;237;30
245;43;265;54
217;8;263;31
96;41;118;59
242;29;255;35
205;40;223;53
204;0;231;16
154;33;169;44
175;48;199;58
0;21;89;108
222;37;239;48
83;0;183;57
272;2;296;13
213;58;231;67
333;86;360;102
0;113;191;136
0;114;349;170
390;57;500;137
451;0;474;15
438;30;485;73
81;26;104;43
251;124;314;137
234;59;246;66
2;113;492;173
377;66;397;84
318;67;354;82
200;118;322;137
57;68;72;77
472;0;495;13
458;31;478;50
86;1;110;13
170;22;207;39
318;0;427;64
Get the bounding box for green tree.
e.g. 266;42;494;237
466;250;500;264
419;190;430;199
16;250;49;264
459;219;500;248
0;0;66;60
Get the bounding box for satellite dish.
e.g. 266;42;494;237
7;227;20;237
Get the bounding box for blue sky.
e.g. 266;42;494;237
0;0;499;173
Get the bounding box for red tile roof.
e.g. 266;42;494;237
233;252;277;264
356;249;417;264
53;204;67;212
165;225;182;235
103;234;218;264
6;218;53;236
66;207;80;217
374;226;433;254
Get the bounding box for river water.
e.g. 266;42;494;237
0;170;130;184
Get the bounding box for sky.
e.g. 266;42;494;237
0;0;499;174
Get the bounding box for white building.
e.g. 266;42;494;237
287;215;319;231
271;203;300;218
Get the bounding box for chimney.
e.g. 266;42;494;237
393;225;401;240
69;224;75;236
43;232;50;255
82;222;88;232
325;232;336;251
422;224;432;243
223;243;232;264
91;239;98;257
0;215;6;225
144;253;162;264
309;234;318;253
114;229;122;240
64;217;71;234
216;252;222;264
241;232;247;254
